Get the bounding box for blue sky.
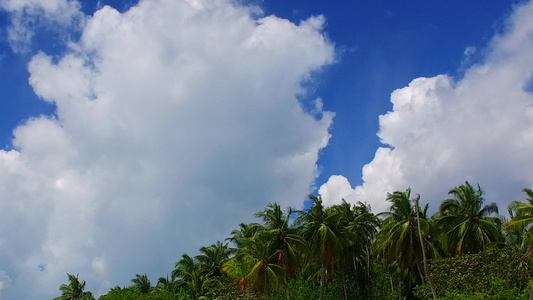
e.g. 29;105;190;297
1;0;532;298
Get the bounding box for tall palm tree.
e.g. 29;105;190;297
374;189;439;289
255;203;305;300
332;200;378;299
54;273;95;300
196;241;232;277
131;274;152;294
437;181;502;256
296;195;343;300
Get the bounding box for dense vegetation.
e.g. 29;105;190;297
54;182;533;300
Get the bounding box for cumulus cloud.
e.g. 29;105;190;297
0;0;83;53
0;0;334;298
320;1;533;213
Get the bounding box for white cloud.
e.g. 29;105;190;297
1;0;83;53
320;1;533;214
0;0;334;298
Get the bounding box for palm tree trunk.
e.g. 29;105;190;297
529;282;533;300
366;247;371;279
319;260;325;300
285;275;290;300
414;195;437;299
415;259;425;284
352;255;357;273
341;268;348;300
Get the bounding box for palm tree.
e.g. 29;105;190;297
437;181;502;256
222;256;255;300
228;222;262;249
172;254;219;299
154;275;179;294
236;236;283;300
506;189;533;251
332;200;378;299
131;274;152;294
374;189;439;291
54;273;95;300
196;241;232;277
255;203;305;300
505;188;533;300
296;195;343;300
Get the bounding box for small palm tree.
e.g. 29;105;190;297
437;181;502;256
131;274;152;294
54;273;95;300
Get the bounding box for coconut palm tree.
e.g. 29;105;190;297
154;275;179;294
237;237;283;300
222;256;255;300
296;195;344;300
228;222;262;249
54;273;95;300
506;188;533;251
331;200;378;299
196;241;232;277
374;188;439;292
437;181;502;256
255;203;305;300
505;188;533;300
131;274;152;294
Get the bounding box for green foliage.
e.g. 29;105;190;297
366;262;401;300
55;273;95;300
98;287;190;300
269;272;339;300
437;181;502;256
414;247;530;300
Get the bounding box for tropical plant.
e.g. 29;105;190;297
255;203;305;300
172;254;220;299
54;273;95;300
505;188;533;300
228;223;262;250
196;241;232;277
131;274;152;294
374;188;439;297
236;235;284;300
295;195;344;300
222;256;255;299
506;188;533;252
154;275;179;294
437;181;502;256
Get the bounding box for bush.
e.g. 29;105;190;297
414;247;530;300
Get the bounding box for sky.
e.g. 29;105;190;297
0;0;532;298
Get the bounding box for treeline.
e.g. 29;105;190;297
54;181;533;300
